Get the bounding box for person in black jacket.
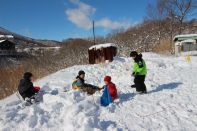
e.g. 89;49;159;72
18;72;38;100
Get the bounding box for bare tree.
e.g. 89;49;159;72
145;0;197;53
145;1;168;44
165;0;197;34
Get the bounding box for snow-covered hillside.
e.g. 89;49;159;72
0;53;197;131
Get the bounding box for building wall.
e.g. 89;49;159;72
0;40;16;56
182;44;197;52
0;40;15;50
175;43;197;56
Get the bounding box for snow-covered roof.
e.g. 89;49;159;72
174;34;197;41
89;43;117;50
0;40;6;43
181;39;196;43
7;35;14;38
175;39;196;46
0;35;14;39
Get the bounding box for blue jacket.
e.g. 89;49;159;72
100;85;113;107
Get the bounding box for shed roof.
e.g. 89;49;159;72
0;40;6;43
181;39;196;43
174;34;197;41
0;35;14;39
0;39;15;45
175;39;197;46
89;43;117;50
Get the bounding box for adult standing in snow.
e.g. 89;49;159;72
72;70;102;95
130;51;147;94
18;72;40;100
101;76;118;106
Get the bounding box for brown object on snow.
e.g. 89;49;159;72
88;43;117;64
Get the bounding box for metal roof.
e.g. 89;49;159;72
174;34;197;41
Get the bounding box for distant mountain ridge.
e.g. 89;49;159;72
0;27;61;48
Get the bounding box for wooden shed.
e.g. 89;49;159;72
88;43;117;64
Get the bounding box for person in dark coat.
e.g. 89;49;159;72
72;70;103;95
130;51;147;94
18;72;39;100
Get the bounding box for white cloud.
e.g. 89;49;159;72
65;0;131;30
95;18;131;30
65;0;96;30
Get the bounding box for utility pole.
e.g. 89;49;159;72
93;20;96;45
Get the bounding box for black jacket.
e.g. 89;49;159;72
18;78;36;99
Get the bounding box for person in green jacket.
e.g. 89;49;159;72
130;51;147;94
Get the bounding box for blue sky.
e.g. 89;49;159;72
0;0;154;41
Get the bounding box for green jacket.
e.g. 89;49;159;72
133;60;147;75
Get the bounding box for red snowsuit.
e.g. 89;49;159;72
106;82;118;101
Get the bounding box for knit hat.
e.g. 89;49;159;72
78;70;85;76
130;51;138;57
23;72;33;80
104;76;111;82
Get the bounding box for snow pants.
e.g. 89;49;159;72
20;87;39;100
134;75;147;92
81;84;100;95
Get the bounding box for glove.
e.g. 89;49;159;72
98;86;105;90
132;72;139;77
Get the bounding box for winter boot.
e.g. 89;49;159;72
24;98;32;106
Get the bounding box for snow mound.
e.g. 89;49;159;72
0;53;197;131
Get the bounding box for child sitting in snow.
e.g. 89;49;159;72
72;70;102;95
18;72;40;100
101;76;118;106
130;51;147;94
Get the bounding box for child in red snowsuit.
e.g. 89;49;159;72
103;76;118;101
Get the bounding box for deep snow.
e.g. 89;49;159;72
0;53;197;131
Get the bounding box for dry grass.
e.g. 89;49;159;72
152;39;173;54
0;57;59;99
0;55;69;99
0;39;93;99
0;65;23;99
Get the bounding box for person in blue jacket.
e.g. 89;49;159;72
100;76;118;106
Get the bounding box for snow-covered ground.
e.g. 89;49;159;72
0;53;197;131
